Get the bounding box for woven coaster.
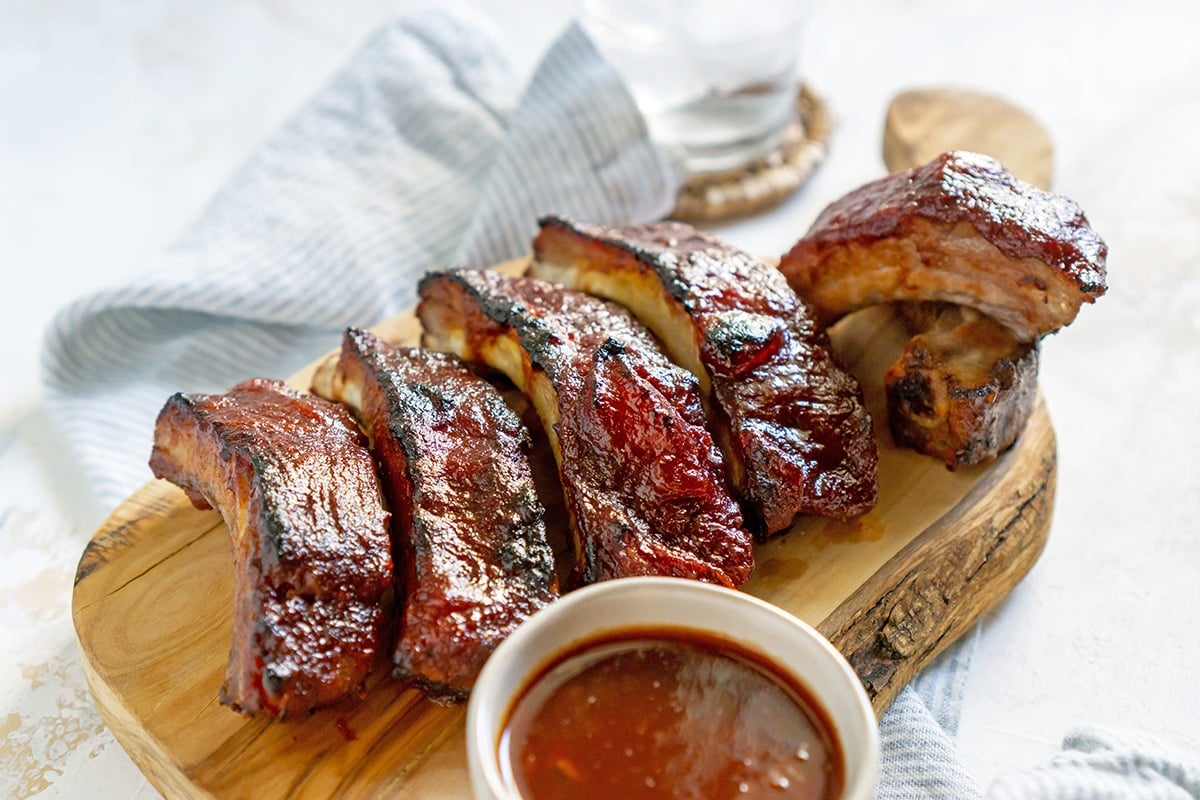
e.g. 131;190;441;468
671;84;831;222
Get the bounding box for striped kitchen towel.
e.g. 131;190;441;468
39;9;1200;800
989;727;1200;798
41;11;675;507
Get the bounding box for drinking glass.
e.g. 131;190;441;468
583;0;812;174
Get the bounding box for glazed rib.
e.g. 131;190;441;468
779;151;1108;341
417;268;753;588
311;329;558;701
886;303;1039;468
531;217;878;534
149;379;391;717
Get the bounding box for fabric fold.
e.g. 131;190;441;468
41;13;675;505
878;628;985;799
988;726;1200;799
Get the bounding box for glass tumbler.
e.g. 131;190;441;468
582;0;812;175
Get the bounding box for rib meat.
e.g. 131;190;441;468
779;151;1108;341
311;329;558;701
886;303;1039;468
531;217;878;534
417;268;753;588
149;379;392;716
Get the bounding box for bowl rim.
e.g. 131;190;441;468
466;575;880;800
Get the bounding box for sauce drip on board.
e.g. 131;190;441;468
499;629;843;800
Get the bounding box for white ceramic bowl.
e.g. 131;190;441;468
466;576;879;800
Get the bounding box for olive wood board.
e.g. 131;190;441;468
72;258;1056;799
882;87;1054;189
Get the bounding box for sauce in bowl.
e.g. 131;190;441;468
498;628;843;800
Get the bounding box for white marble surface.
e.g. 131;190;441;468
2;0;1198;796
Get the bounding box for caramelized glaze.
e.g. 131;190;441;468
418;268;753;588
313;330;558;701
780;151;1108;341
149;379;391;716
532;217;877;535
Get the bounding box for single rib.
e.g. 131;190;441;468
150;378;392;716
312;329;558;701
418;268;754;588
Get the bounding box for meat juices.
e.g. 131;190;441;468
149;379;392;717
418;268;754;589
312;329;558;701
779;150;1108;342
532;217;878;535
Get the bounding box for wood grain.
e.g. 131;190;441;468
73;260;1055;798
883;88;1054;189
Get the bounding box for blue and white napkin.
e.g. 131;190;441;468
42;11;673;506
41;10;1199;799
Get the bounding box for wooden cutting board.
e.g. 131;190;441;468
72;259;1055;799
882;88;1054;189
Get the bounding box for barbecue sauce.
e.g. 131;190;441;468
499;629;843;800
